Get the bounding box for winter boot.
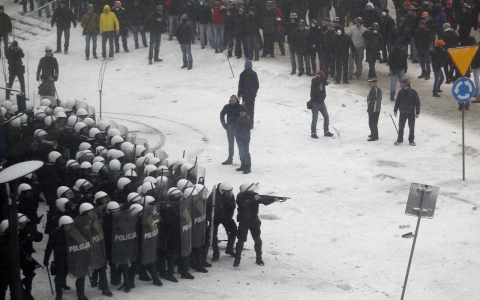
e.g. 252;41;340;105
149;60;153;65
154;58;163;62
180;271;194;279
255;257;265;266
311;133;319;139
233;258;240;267
222;159;232;165
54;49;61;53
181;64;188;68
187;65;192;70
102;289;113;297
417;72;425;79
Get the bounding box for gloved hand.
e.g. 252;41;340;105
222;123;227;130
43;260;48;267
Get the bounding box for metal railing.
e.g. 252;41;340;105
12;1;54;40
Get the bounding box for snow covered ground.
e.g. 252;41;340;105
3;2;480;299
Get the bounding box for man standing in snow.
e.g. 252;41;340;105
310;71;334;138
234;106;252;174
177;14;193;69
237;60;259;126
394;79;420;146
81;4;99;60
5;40;25;100
99;5;119;60
220;95;241;165
366;78;382;141
51;1;77;54
0;6;13;59
36;46;59;81
111;1;129;53
147;5;166;64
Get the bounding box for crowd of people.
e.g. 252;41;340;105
0;96;279;300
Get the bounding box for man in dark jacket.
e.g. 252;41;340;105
366;78;382;141
441;23;458;83
284;12;298;74
0;6;12;58
332;26;355;84
234;106;253;174
363;22;382;79
237;60;259;125
207;182;237;260
245;6;261;61
38;74;56;98
220;95;241;165
225;1;237;57
180;0;197;44
414;20;432;79
333;0;348;27
322;22;336;79
51;1;77;54
165;0;181;40
233;183;276;267
393;79;420;146
292;19;311;76
112;1;129;53
389;17;410;52
130;0;148;49
147;5;167;64
457;3;476;46
195;0;213;49
380;9;394;62
429;39;446;97
310;71;334;138
81;5;100;60
5;40;25;100
177;14;193;69
233;7;247;58
308;19;321;74
36;47;59;81
261;2;277;58
360;2;381;28
387;45;407;100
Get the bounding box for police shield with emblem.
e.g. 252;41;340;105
191;185;207;248
112;209;138;265
141;204;160;265
179;196;192;257
90;207;107;270
64;215;93;278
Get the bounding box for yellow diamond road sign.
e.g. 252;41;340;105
447;46;479;77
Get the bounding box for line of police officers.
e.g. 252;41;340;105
0;98;277;300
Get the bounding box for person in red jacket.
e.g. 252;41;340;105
272;1;285;56
212;0;227;53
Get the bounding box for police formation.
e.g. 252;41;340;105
0;98;288;300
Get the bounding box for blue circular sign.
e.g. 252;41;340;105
452;77;475;103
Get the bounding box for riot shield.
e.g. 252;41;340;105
136;138;149;149
179;197;192;257
108;120;118;129
87;106;96;121
196;166;206;185
76;101;88;110
191;194;206;248
127;132;137;144
118;125;128;139
64;216;93;278
112;209;138;265
90;207;107;270
155;177;171;203
141;204;159;265
146;149;168;160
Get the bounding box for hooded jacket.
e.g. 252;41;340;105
237;61;259;98
429;45;446;69
310;76;328;103
0;11;12;35
394;87;421;115
332;28;355;59
292;26;310;54
99;5;120;33
51;6;76;29
388;46;408;72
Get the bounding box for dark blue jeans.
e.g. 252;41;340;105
57;27;70;51
132;25;147;46
236;139;251;169
226;123;235;160
246;34;259;60
398;113;415;143
417;48;431;75
149;33;161;60
432;68;444;93
85;31;97;58
289;44;296;72
311;102;329;134
296;52;311;74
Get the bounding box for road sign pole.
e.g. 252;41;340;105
462;105;465;180
401;187;427;300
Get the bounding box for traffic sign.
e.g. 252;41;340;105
448;46;479;77
405;183;439;219
452;77;475;103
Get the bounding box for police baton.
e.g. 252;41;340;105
46;266;54;295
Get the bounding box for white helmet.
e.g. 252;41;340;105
9;117;22;128
17;213;30;224
157;165;170;177
56;198;71;212
184;187;198;198
74;122;87;133
73;179;93;192
92;162;106;174
160;158;174;169
124;169;137;178
219;182;233;195
107;149;117;161
181;163;194;176
109;159;121;171
0;220;9;235
64;99;76;111
148;157;161;166
25;101;33;111
123;163;136;172
66;159;80;169
56;111;67;119
67;115;79;127
136;157;149;168
177;179;193;192
89;128;101;139
10;104;18;114
111;150;125;160
129;203;143;216
106;201;120;214
96;146;107;157
40;98;52;107
117;177;131;190
34;129;48;139
168;187;183;197
53;107;65;116
127;192;142;204
93;156;105;164
142;182;156;194
194;184;206;194
143;176;156;184
48;151;62;163
111;135;124;146
144;165;157;176
80;161;92;169
144;153;155;159
121;141;133;153
239;183;259;193
79;203;94;215
143;196;155;205
57;186;74;199
58;216;74;227
83;117;95;127
94;191;110;203
175;158;187;169
156;176;169;189
1;100;13;111
79;142;92;151
134;145;146;157
97;121;109;132
76;108;89;118
107;128;121;138
18;183;32;195
44;115;56;126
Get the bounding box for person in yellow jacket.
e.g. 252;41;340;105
99;5;119;60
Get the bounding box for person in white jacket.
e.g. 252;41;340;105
347;17;367;79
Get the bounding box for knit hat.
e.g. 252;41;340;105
244;60;252;69
435;39;445;46
316;71;325;77
239;105;247;112
443;23;451;29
